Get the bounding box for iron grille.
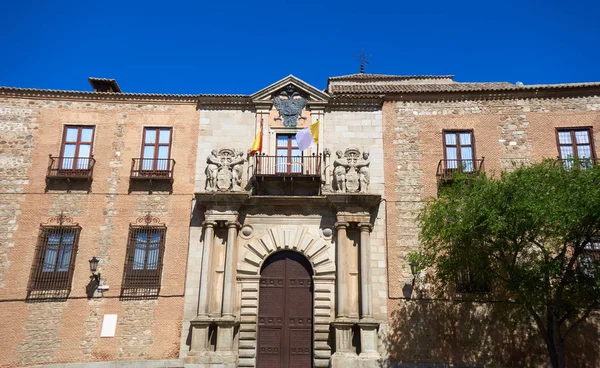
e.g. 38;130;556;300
47;155;96;178
130;158;175;179
27;225;81;296
456;269;491;294
121;225;166;298
253;154;321;176
436;158;485;182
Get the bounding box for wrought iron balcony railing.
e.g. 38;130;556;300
253;154;321;177
46;155;96;179
130;158;176;179
555;157;599;170
436;158;485;182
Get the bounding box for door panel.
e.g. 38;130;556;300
257;252;313;368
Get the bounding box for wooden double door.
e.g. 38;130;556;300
256;251;313;368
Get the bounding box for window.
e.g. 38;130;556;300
557;128;595;168
444;130;475;172
141;127;172;172
276;134;302;173
28;224;81;293
456;268;491;294
122;224;166;297
579;239;600;279
60;125;95;170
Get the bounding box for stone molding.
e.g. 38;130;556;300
237;226;335;277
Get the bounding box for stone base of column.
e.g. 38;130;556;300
215;316;238;352
358;318;380;358
331;318;358;357
185;317;238;367
188;318;212;354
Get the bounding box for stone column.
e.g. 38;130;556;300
221;221;239;317
335;222;349;318
216;221;239;352
190;221;215;353
358;222;373;319
358;222;379;358
197;221;215;317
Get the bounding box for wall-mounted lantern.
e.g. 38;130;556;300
89;256;101;282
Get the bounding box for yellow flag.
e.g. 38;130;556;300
309;119;320;145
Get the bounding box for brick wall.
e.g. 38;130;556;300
0;96;198;367
383;95;600;366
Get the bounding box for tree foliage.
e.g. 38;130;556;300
419;160;600;368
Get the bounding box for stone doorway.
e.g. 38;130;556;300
256;251;313;368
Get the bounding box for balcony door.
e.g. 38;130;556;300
141;128;172;172
60;126;95;170
276;134;301;174
444;130;475;172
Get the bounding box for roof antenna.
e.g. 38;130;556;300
353;48;371;74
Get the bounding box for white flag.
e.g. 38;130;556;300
295;120;320;151
296;126;314;151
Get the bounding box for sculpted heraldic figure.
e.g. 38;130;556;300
332;148;371;193
205;149;247;192
273;85;307;128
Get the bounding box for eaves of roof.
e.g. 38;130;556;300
0;86;198;103
327;73;455;82
328;82;600;95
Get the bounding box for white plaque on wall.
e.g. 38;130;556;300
100;314;118;337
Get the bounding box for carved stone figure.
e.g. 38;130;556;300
205;149;221;192
231;150;246;191
273;85;307;127
332;150;349;193
205;149;247;192
331;148;371;193
357;151;370;193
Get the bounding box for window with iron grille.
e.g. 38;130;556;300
455;268;491;294
579;239;600;279
27;225;81;294
121;225;166;297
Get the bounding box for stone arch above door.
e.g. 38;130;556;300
237;226;335;276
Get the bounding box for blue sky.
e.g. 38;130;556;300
1;0;598;95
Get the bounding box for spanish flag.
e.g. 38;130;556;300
250;119;263;156
296;119;319;151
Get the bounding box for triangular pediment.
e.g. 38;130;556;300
250;75;329;104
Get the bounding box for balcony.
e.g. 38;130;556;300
252;154;322;195
555;157;599;170
436;158;485;186
129;158;176;194
45;155;96;192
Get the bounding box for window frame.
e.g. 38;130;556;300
442;129;476;168
27;225;81;293
121;224;167;295
555;127;596;162
59;125;96;171
275;133;302;174
140;127;173;172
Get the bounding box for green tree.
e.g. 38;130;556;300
419;160;600;368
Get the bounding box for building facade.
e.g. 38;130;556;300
0;74;599;368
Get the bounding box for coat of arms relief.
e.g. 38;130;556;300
332;148;371;193
273;85;307;127
205;149;246;192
